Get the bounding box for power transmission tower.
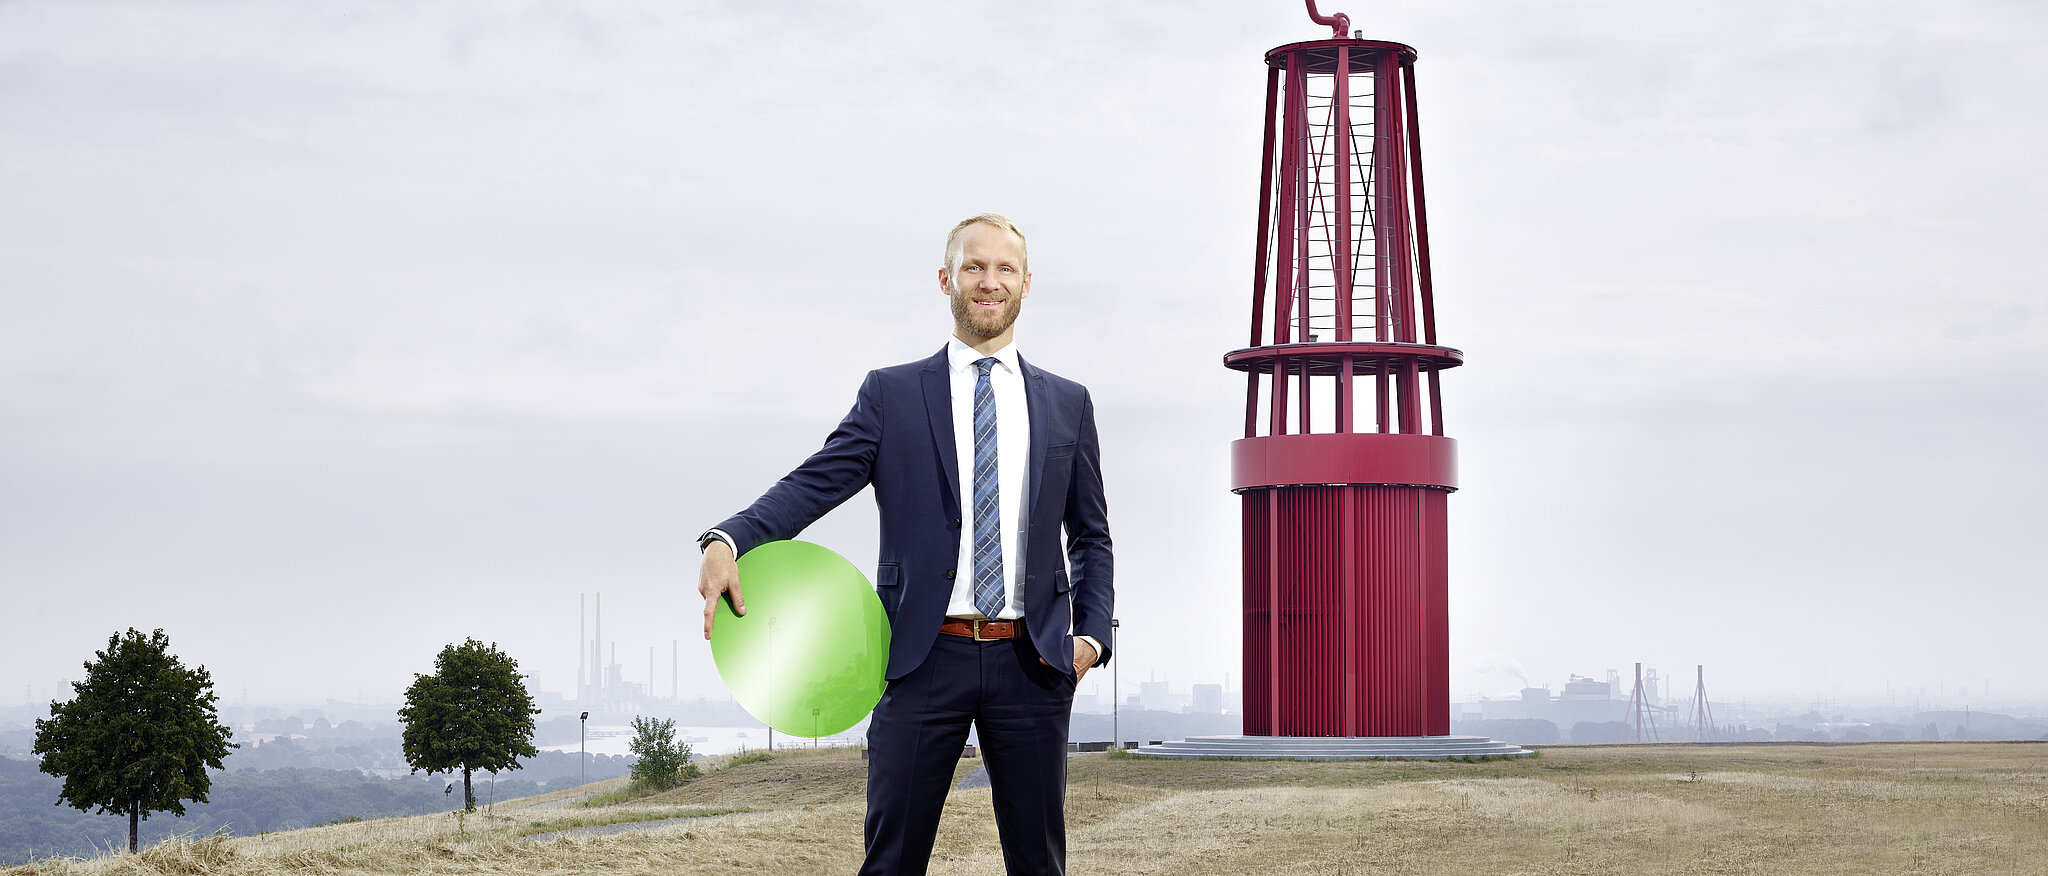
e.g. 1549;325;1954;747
1623;662;1659;742
1687;665;1715;742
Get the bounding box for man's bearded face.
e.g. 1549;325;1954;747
944;224;1030;342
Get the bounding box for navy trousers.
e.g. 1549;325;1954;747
859;630;1075;876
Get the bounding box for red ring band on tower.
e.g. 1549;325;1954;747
1231;433;1457;492
1222;342;1463;376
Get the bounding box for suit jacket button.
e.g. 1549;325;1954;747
944;569;956;579
951;517;961;527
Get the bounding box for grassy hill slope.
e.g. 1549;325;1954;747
7;742;2045;875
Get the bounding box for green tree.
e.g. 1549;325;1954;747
397;639;538;811
626;716;697;791
31;628;236;853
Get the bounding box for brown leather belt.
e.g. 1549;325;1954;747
939;618;1021;641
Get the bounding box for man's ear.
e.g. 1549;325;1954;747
937;267;952;296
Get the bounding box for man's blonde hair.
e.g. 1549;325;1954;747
943;213;1028;283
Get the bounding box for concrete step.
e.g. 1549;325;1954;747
1131;734;1533;761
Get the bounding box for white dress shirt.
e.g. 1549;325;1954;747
945;338;1028;620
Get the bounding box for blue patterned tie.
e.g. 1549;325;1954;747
971;357;1005;620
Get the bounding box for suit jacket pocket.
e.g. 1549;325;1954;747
1053;569;1071;594
876;563;903;616
1045;441;1076;459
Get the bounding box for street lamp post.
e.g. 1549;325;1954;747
1110;618;1121;749
579;711;589;784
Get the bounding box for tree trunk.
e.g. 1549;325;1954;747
128;804;139;853
463;766;475;812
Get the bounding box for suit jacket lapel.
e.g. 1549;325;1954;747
920;348;961;521
1021;354;1048;540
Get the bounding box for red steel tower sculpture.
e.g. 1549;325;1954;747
1227;2;1461;738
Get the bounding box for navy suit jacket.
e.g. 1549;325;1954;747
715;346;1114;681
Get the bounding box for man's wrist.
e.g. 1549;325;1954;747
1075;634;1104;666
699;529;737;555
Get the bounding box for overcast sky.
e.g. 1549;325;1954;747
4;0;2044;717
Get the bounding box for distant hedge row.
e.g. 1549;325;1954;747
0;755;625;865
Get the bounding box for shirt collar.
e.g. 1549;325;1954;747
947;337;1020;376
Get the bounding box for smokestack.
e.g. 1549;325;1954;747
579;594;586;695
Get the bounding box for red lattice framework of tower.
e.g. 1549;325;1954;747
1227;2;1462;738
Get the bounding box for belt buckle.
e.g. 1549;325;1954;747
971;619;998;642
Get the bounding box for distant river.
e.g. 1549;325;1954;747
537;723;867;760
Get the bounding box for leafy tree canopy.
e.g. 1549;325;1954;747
31;628;236;853
398;638;539;811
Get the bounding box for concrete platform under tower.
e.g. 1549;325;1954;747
1132;735;1531;761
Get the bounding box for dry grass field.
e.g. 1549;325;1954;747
8;741;2045;875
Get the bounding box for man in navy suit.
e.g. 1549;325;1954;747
697;213;1113;876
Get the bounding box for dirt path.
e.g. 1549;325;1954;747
522;813;737;843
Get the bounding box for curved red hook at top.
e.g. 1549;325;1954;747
1303;0;1351;38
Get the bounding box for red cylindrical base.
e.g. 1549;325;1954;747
1241;485;1449;736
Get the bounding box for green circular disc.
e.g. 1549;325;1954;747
709;540;890;738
